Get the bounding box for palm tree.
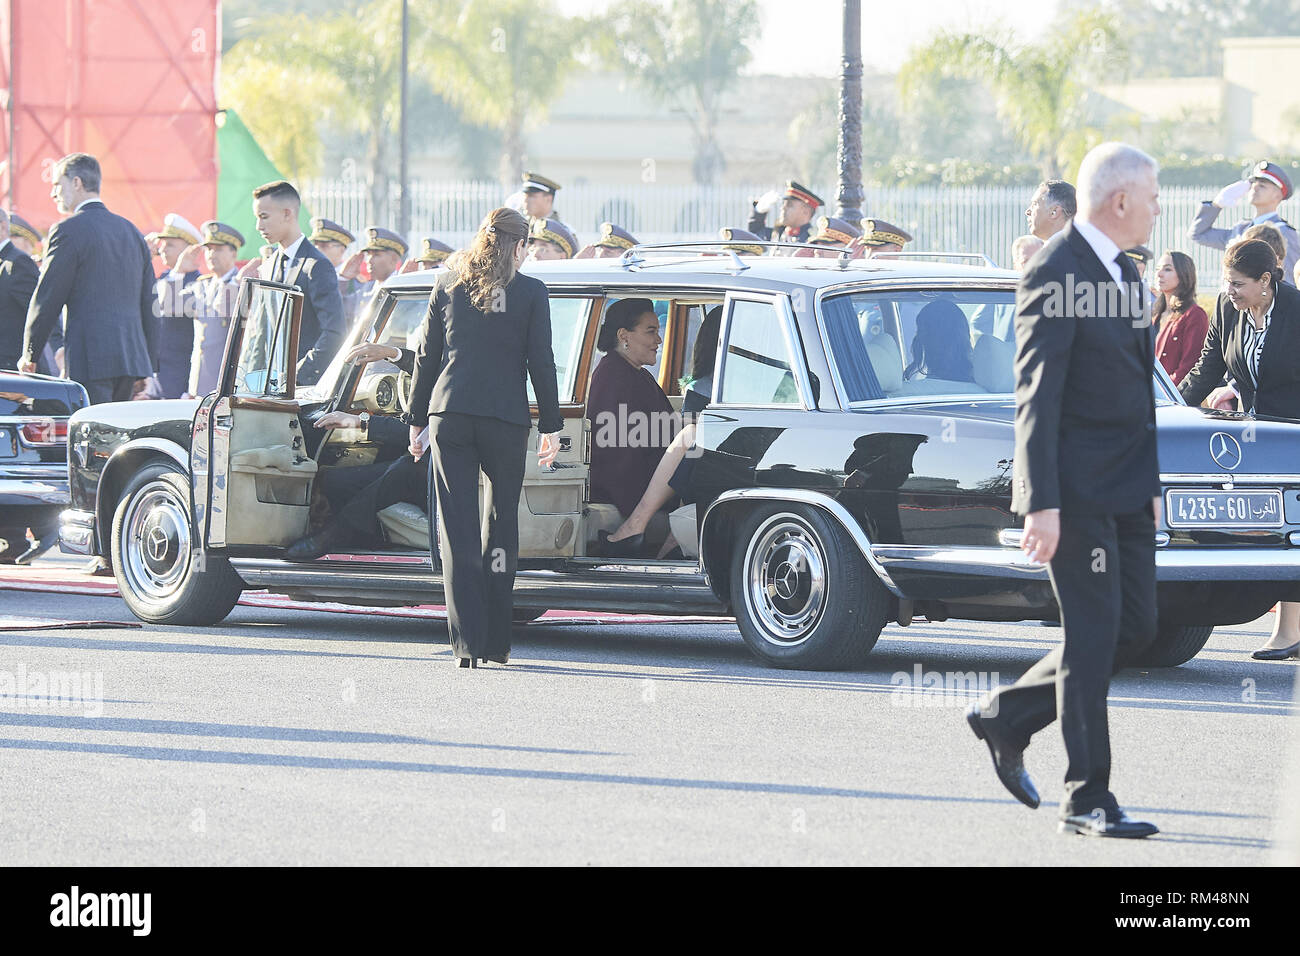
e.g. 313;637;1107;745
897;10;1129;180
424;0;585;188
601;0;760;186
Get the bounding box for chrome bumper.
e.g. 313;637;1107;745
871;543;1300;583
58;508;96;555
0;476;69;508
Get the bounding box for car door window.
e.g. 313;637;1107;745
719;298;801;406
232;283;298;398
527;297;595;404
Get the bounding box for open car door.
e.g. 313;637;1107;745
191;278;314;551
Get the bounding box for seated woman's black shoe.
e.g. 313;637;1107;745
597;529;644;558
456;657;477;669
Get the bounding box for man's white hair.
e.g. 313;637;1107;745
1077;142;1158;216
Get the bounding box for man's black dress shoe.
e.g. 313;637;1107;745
1251;640;1300;660
1059;808;1158;838
966;702;1040;809
286;523;345;562
597;529;644;558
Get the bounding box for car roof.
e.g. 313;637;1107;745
379;254;1020;294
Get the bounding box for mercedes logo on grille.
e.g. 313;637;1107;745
1209;432;1242;470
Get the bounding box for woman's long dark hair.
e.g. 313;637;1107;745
905;300;974;381
445;207;528;312
1152;250;1197;326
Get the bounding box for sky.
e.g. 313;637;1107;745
558;0;1065;75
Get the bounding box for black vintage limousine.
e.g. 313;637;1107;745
59;245;1300;668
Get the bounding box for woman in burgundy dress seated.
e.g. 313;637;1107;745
1151;250;1208;385
586;298;678;556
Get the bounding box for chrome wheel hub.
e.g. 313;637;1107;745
124;482;191;601
744;514;826;645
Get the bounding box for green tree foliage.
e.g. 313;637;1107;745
599;0;760;185
898;9;1130;180
425;0;586;186
1089;0;1300;78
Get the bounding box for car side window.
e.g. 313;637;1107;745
719;298;800;406
527;297;594;404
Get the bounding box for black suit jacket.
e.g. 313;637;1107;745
0;240;39;368
1179;283;1300;420
264;237;345;386
407;270;562;434
1011;222;1159;515
22;201;157;382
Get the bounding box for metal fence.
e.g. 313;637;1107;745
302;179;1242;288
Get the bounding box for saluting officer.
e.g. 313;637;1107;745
355;227;408;309
747;181;823;243
718;226;765;256
526;217;578;261
186;220;245;397
799;216;862;258
147;213;204;398
854;218;914;258
0;208;40;371
309;217;366;322
1191;160;1299;282
412;237;454;271
4;212;62;374
576;222;638;259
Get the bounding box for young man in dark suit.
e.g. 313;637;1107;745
251;181;345;386
967;142;1164;839
20;153;157;404
0;209;40;370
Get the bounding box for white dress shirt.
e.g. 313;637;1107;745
1071;217;1124;286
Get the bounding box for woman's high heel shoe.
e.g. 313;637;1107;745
457;657;478;668
597;529;644;558
1251;640;1300;660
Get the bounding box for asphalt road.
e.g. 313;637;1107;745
1;558;1297;866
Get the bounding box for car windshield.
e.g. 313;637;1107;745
294;292;387;404
821;288;1177;404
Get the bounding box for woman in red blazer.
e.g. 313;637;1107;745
1152;250;1208;384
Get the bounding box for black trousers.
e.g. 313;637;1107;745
323;452;429;540
990;505;1157;816
83;376;139;404
429;412;529;660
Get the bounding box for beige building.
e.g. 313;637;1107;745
412;70;838;187
1096;36;1300;155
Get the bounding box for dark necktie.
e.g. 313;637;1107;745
1115;251;1140;285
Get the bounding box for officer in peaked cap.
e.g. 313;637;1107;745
1192;160;1299;282
747;180;824;244
718;226;765;256
856;218;914;258
148;212;205;398
414;237;454;270
186;220;246;397
576;222;638;259
7;212;43;259
521;172;561;221
351;227;409;311
801;216;863;258
527;217;577;261
310;217;355;271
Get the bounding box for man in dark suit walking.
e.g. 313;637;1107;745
20;153;157;403
966;142;1164;839
0;209;40;370
251;181;345;386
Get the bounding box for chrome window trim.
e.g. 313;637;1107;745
712;291;813;411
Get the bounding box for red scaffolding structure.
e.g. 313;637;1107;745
0;0;220;235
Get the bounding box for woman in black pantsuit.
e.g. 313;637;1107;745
405;207;562;668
